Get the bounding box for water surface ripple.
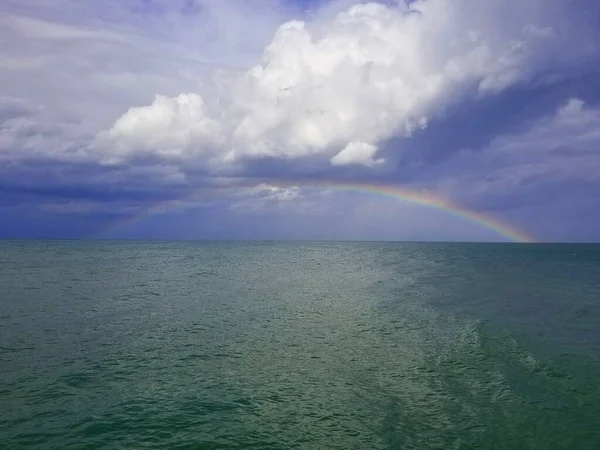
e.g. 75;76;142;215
1;241;600;449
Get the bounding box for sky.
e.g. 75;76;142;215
1;0;600;242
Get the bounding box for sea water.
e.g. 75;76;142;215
1;241;600;449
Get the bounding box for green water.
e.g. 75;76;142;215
1;241;600;449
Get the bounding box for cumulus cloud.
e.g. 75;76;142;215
98;94;222;163
99;0;569;170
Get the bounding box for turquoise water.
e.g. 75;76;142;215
1;241;600;449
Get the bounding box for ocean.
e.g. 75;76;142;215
1;241;600;449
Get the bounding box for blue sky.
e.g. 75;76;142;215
1;0;599;241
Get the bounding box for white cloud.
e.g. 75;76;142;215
98;0;568;169
225;183;303;213
331;141;383;167
97;94;222;163
250;183;301;201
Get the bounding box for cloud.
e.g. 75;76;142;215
248;184;301;202
0;0;295;137
97;94;222;164
0;0;298;195
99;0;572;170
0;97;89;163
431;98;600;209
227;183;303;213
330;141;383;167
2;0;600;240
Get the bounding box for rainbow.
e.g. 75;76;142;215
96;180;535;243
303;180;534;242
